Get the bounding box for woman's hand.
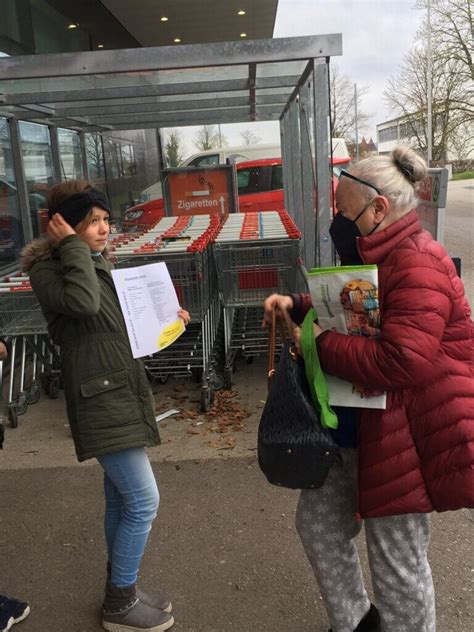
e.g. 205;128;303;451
293;323;324;356
178;308;191;326
262;293;294;328
0;341;7;362
47;213;76;244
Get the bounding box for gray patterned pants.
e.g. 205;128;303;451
295;449;436;632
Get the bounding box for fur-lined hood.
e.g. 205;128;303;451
21;238;56;273
21;238;110;273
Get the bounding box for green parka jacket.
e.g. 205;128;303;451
21;235;160;461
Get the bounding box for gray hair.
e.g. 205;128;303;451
350;146;428;217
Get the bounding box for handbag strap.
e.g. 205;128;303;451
267;306;293;390
300;308;339;430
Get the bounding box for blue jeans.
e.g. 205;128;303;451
97;448;159;587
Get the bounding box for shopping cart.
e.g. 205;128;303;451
213;210;301;388
112;214;222;411
0;275;61;427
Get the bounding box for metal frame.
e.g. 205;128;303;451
0;34;342;270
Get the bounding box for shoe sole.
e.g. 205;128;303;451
3;605;31;631
102;613;174;632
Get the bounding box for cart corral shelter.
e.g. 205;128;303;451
0;34;342;270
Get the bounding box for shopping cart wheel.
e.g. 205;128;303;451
41;374;51;396
200;388;212;413
223;367;233;390
48;377;61;399
26;383;41;405
191;367;202;383
8;405;18;429
14;393;28;417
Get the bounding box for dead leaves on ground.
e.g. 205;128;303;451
156;383;251;451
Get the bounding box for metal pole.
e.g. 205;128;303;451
218;124;223;148
354;83;359;161
427;0;432;165
313;59;332;268
49;126;62;182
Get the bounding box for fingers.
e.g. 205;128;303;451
48;213;76;242
178;309;191;326
262;294;294;330
293;327;302;356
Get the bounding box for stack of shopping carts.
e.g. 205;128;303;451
213;210;301;388
0;274;61;427
112;215;221;410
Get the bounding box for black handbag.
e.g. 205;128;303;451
257;307;338;489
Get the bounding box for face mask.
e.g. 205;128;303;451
329;202;377;265
329;212;363;264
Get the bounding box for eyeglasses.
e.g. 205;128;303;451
339;170;381;196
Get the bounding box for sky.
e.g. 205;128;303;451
175;0;425;156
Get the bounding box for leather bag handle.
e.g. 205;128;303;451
267;306;297;391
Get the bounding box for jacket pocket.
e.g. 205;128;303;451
80;368;128;398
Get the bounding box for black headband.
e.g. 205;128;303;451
48;188;111;227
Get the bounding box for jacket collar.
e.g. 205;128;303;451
21;237;110;273
357;209;422;265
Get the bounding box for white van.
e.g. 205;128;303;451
136;144;281;204
180;143;281;168
136;139;348;204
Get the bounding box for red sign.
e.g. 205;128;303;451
164;167;235;217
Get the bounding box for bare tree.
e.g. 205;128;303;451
417;0;473;81
193;125;220;151
330;64;372;140
164;129;184;167
384;3;473;160
240;129;262;146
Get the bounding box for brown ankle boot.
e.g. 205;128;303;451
106;562;172;613
102;581;174;632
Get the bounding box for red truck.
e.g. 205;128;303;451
121;156;350;229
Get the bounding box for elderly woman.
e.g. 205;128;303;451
263;146;473;632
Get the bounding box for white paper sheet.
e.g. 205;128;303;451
111;262;185;359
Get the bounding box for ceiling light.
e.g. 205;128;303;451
97;44;104;48
238;10;246;16
160;16;168;22
68;23;78;29
174;38;181;43
240;33;247;38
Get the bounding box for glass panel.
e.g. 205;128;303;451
58;128;83;180
102;129;159;218
31;0;90;54
0;0;21;43
0;118;22;271
271;165;283;190
18;121;53;237
85;133;106;189
236;166;267;195
187;154;219;167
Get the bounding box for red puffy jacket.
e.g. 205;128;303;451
295;210;474;518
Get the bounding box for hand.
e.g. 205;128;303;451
47;213;76;244
0;341;7;362
262;293;294;328
313;322;324;338
293;323;323;357
178;308;191;326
